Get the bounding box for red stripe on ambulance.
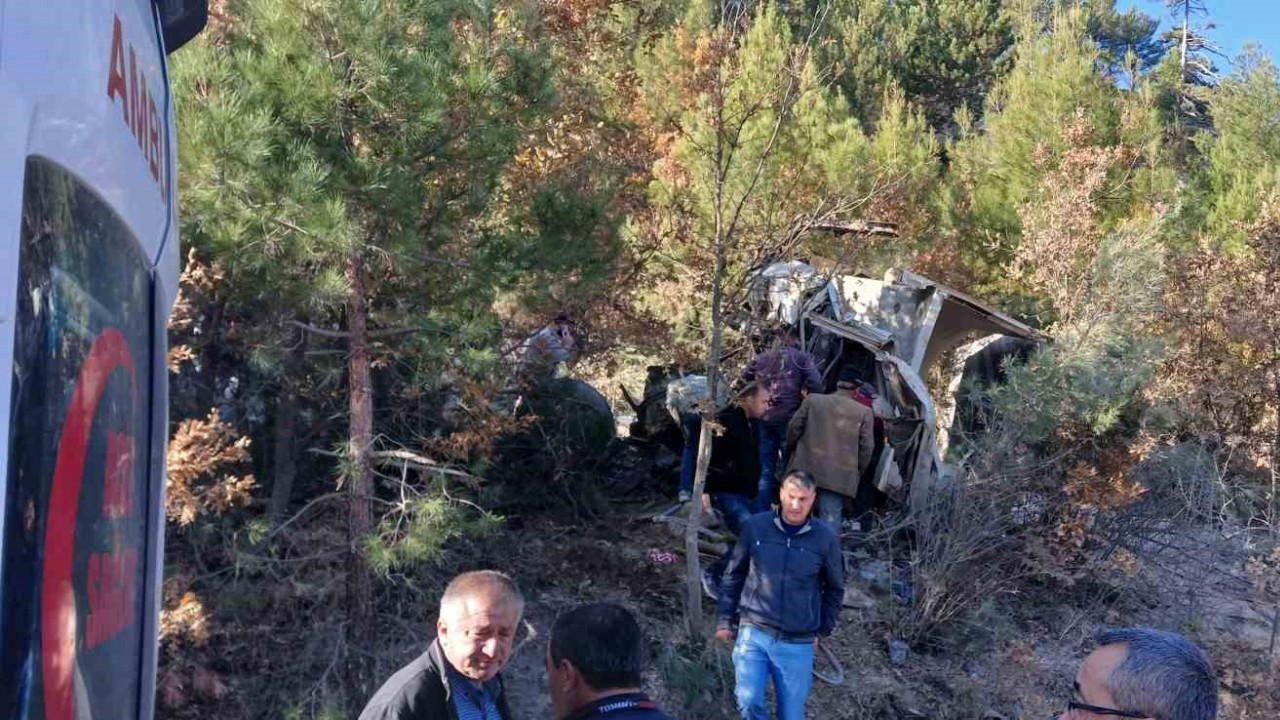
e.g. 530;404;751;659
40;328;138;720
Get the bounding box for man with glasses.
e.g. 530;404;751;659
1061;628;1218;720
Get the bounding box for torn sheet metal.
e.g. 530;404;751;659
747;261;827;326
752;264;1042;510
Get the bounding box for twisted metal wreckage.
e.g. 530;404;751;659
750;262;1042;509
625;262;1042;511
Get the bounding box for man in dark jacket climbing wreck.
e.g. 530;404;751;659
715;470;845;720
359;570;523;720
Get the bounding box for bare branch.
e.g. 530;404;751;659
288;320;417;340
369;449;488;485
265;492;345;540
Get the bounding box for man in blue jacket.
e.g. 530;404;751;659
715;470;844;720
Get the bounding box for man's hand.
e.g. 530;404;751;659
716;627;736;645
702;493;712;513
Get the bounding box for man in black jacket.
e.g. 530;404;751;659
359;571;523;720
547;602;676;720
698;383;768;599
715;471;844;720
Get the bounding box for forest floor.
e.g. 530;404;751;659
161;477;1280;720
478;498;1280;720
427;499;1280;720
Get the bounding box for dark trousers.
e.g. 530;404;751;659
678;413;701;496
754;417;790;512
705;492;754;582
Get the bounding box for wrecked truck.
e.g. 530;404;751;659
752;264;1042;511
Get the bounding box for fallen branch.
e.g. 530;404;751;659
813;638;844;685
809;219;899;237
653;512;728;541
698;539;728;556
646;502;686;521
369;449;487;485
289;320;417;340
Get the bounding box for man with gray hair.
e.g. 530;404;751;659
1061;628;1218;720
360;570;524;720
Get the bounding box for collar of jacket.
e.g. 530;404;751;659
563;692;658;720
772;510;812;535
427;639;455;706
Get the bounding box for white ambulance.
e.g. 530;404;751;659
0;2;207;719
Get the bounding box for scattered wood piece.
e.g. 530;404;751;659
644;502;685;521
698;539;728;556
655;514;731;543
810;219;899;237
813;638;844;685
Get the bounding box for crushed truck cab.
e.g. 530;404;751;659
753;264;1042;511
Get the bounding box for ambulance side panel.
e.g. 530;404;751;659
0;2;179;719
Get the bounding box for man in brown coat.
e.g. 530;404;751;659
784;366;875;530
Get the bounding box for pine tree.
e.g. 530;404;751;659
945;4;1121;291
828;0;1012;132
1156;0;1222;130
1201;50;1280;248
1087;0;1168;81
1166;0;1218;83
173;0;575;698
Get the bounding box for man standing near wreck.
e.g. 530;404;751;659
359;570;523;720
516;311;577;387
740;329;823;511
694;383;769;600
716;471;844;720
785;366;876;530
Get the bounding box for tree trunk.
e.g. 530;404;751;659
268;383;297;524
344;253;376;700
1180;2;1190;75
684;408;715;636
198;300;225;414
685;226;729;637
686;46;732;635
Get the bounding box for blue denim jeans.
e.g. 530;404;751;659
754;418;790;511
678;413;702;496
732;625;815;720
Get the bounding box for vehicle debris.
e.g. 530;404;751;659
751;262;1042;511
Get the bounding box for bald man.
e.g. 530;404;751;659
359;570;524;720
